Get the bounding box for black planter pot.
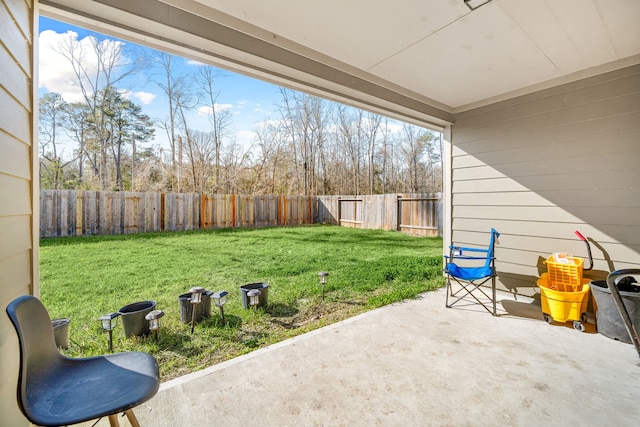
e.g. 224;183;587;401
118;300;157;337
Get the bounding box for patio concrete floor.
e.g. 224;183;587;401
94;289;640;426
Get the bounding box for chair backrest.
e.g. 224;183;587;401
485;228;500;269
6;295;66;414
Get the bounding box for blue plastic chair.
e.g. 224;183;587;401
444;229;500;315
6;295;159;427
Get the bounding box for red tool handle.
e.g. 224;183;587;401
575;230;593;270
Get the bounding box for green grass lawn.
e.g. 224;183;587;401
40;225;444;380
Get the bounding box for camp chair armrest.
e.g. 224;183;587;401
449;245;489;253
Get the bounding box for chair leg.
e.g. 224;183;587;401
108;414;120;427
446;276;497;315
491;275;497;316
445;277;450;307
125;409;141;427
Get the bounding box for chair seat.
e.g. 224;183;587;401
25;351;159;426
445;263;493;281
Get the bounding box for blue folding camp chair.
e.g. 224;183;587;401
444;228;500;316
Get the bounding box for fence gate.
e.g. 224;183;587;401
397;195;441;237
338;198;363;228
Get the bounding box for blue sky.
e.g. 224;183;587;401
38;17;285;151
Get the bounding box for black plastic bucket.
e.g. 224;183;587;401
51;318;70;349
591;280;640;343
240;282;269;309
178;291;213;324
118;300;157;337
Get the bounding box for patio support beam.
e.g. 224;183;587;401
442;126;453;253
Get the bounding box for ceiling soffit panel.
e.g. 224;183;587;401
190;0;469;71
39;0;454;129
371;2;562;108
497;0;587;75
600;0;640;58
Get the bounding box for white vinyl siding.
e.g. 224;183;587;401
0;0;36;424
450;65;640;296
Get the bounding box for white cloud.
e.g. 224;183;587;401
253;119;283;129
197;103;234;115
216;103;234;112
39;30;84;102
38;30;159;107
384;121;404;134
131;91;158;105
237;130;257;147
186;59;205;66
197;106;210;115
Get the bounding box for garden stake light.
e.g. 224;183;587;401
145;309;165;341
212;291;228;325
247;289;261;312
189;286;205;334
318;272;329;301
98;312;120;352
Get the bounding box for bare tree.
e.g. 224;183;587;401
364;112;382;194
154;53;193;192
65;102;93;185
278;88;302;194
219;141;252;193
250;119;287;194
378;118;392;193
167;74;197;193
53;32;145;190
399;123;425;192
336;106;365;194
182;129;216;193
196;66;235;193
39;93;76;188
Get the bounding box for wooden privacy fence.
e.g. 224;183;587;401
40;191;314;238
40;190;441;238
316;193;442;237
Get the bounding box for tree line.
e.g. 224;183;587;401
39;32;442;195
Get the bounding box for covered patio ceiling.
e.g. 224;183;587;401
41;0;640;128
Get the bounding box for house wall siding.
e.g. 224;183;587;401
0;0;36;424
451;64;640;296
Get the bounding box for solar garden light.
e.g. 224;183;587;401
318;272;329;301
98;312;120;352
211;291;228;325
247;289;261;312
189;286;205;334
145;309;165;341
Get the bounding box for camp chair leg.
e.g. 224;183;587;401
126;409;141;427
491;276;497;316
446;276;497;315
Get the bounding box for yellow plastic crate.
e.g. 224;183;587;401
545;255;584;292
